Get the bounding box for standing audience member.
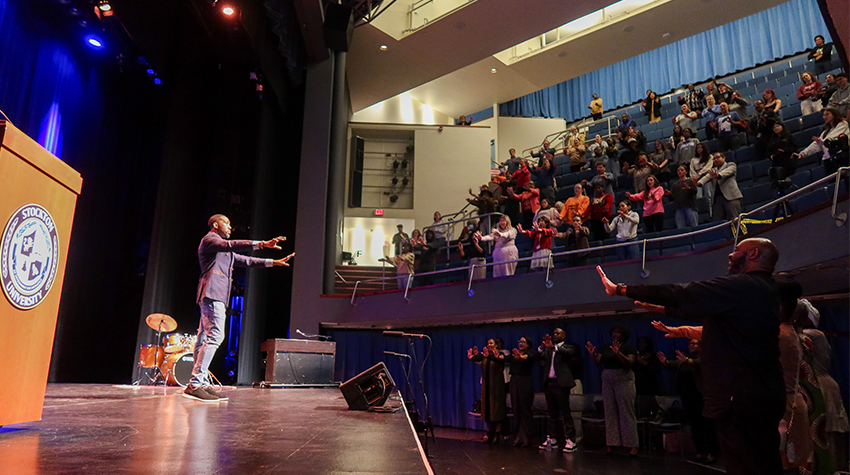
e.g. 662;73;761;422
532;154;557;204
714;103;744;152
588;184;613;240
667;165;699;229
633;337;663;420
558;215;590;267
457;115;473;126
606;138;622;178
627;175;665;233
458;226;487;280
767;122;799;177
701;95;722;140
513;159;532;191
430;212;448;241
794;299;850;474
793;107;849;174
503;148;522;174
475;215;518;277
690;142;715;212
669;124;685;153
506;337;539;447
674;104;699;132
597;237;786;475
538;329;579;453
467;185;496;235
728;91;750;118
808;35;833;77
534;198;560;229
413;229;440;286
602;201;640;261
501;185;522;228
583;162;615;196
749;100;779;159
532;140;556;161
517;216;556;272
675;128;700;167
626;153;653;193
561;184;590;224
649;140;672;184
697;153;743;221
643;90;662;123
797;72;824;116
385;242;415;289
827;73;850;117
392;224;409;255
589;93;604;120
467;339;506;444
618;113;635;136
678;84;705;113
658;340;719;464
619;138;641;173
817;74;838;109
511;182;541;228
586;325;640;456
566;144;587;173
587;134;606;157
763;89;783;115
776;281;812;473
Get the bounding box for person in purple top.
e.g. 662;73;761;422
185;214;294;402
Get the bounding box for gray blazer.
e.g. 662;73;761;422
698;161;743;201
196;231;270;304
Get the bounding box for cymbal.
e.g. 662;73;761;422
146;313;177;332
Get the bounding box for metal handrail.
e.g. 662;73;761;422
422;212;506;259
349;170;847;303
520;116;621;165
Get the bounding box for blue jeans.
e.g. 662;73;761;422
189;298;226;388
674;208;699;229
615;237;640;261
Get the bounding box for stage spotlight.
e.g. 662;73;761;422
153;78;162;85
97;1;111;11
86;36;104;49
221;5;235;16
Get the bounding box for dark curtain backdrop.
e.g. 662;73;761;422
327;299;849;429
498;0;831;122
0;0;167;383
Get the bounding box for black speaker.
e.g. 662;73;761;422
339;362;395;410
323;3;354;52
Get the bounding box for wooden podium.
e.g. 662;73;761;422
0;120;82;426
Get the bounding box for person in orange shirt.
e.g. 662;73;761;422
510;182;541;228
560;183;590;226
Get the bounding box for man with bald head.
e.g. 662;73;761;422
595;237;783;474
187;214;294;402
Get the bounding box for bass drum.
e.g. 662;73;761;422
161;352;195;386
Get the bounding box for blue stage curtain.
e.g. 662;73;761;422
0;0;104;166
328;315;700;428
329;302;849;429
498;0;830;122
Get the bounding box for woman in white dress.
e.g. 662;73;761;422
475;215;518;277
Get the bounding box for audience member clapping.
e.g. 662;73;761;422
467;338;506;444
532;153;557;203
582;162;615;196
533;198;561;229
666;165;699;229
649;140;672;183
557;215;590;267
517;216;556;271
561;183;590;225
413;229;440;286
566;144;586;173
714;102;745;152
678;83;705;112
505;336;539;447
510;181;541;228
701;95;722;140
643;90;662;123
626;153;653;193
675;128;700;167
673;104;699;132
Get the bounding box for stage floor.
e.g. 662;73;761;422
0;384;431;475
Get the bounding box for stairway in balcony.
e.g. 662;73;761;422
334;265;399;294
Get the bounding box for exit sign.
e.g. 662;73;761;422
374;209;384;216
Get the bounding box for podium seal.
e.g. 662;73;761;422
1;204;59;310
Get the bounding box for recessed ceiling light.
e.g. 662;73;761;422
662;32;672;40
490;68;497;73
379;45;388;51
622;25;634;33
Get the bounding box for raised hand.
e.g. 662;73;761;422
467;348;474;359
512;348;521;358
263;236;287;250
273;252;295;267
651;320;678;338
610;340;621;354
634;300;665;314
675;350;688;362
471;345;479;356
585;341;596;355
516;224;524;233
656;351;668;364
542;334;553;348
482;347;490;357
596;265;618;296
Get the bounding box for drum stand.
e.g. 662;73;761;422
132;321;168;386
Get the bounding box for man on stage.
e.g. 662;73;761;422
185;214;294;402
596;237;784;475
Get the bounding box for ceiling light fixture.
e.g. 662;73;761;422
221;5;235;16
379;45;388;51
97;1;111;12
490;68;497;73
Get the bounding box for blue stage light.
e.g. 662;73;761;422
153;78;162;85
86;36;104;49
146;68;155;75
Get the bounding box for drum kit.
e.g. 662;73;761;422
134;313;198;386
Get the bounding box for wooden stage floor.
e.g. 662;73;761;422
0;384;431;475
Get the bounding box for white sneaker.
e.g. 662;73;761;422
538;437;558;450
562;439;577;453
